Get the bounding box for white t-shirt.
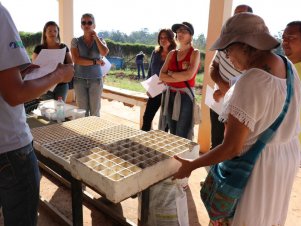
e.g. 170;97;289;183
0;3;32;153
214;51;242;84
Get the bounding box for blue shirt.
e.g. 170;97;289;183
71;36;103;79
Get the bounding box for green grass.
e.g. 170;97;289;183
105;69;203;102
104;69;146;92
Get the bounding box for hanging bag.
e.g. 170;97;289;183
200;56;294;220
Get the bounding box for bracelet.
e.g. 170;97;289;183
168;70;173;76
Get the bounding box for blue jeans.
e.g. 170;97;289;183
74;77;103;117
167;92;193;139
136;60;145;79
53;83;69;102
0;143;40;226
39;83;69;102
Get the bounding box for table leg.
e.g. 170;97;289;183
138;189;150;226
71;177;83;226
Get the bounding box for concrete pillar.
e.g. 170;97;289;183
198;0;233;152
58;0;74;48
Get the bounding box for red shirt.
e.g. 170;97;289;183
166;47;198;88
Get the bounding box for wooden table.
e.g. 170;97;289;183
27;115;148;226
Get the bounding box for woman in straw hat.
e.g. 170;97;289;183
173;13;301;225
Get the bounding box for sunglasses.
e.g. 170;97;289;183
81;21;93;26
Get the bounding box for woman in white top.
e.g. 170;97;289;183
173;13;301;226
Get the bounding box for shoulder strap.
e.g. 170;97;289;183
242;55;294;162
260;55;293;141
175;50;195;98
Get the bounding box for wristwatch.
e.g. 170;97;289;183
93;59;97;65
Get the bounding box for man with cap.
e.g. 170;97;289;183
209;4;253;150
173;12;301;226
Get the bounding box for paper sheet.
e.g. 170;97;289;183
140;74;166;98
24;48;66;91
205;85;224;115
25;48;66;81
101;57;111;76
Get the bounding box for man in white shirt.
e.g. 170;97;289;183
209;4;253;149
0;3;73;225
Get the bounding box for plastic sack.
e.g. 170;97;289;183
139;178;189;226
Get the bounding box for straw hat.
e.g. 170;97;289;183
210;13;279;51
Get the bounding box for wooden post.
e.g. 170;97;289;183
58;0;74;48
198;0;233;152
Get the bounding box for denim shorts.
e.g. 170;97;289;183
0;143;40;226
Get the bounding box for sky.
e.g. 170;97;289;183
1;0;300;38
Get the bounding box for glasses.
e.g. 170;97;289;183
222;43;242;57
223;46;233;57
81;21;93;26
223;48;230;56
282;34;299;42
176;29;190;34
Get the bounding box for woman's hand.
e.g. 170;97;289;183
213;89;223;102
172;155;194;179
90;30;97;39
98;59;105;66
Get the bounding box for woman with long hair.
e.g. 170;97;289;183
32;21;73;101
141;28;176;131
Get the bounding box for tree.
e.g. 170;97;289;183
193;34;206;50
273;31;284;55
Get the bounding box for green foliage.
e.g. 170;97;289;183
19;31;41;48
273;32;284;55
105;39;154;57
99;29;207;51
105;70;204;102
20;30;206;73
105;70;146;92
99;28;159;46
194;34;206;50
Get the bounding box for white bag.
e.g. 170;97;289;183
139;178;189;226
